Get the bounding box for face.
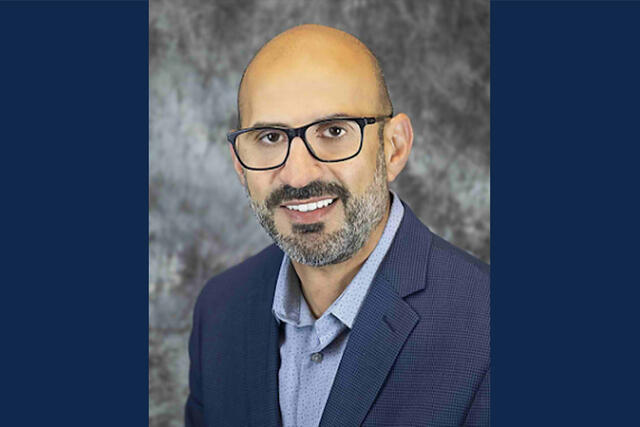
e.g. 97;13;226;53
235;42;391;266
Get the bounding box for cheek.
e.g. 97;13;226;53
333;149;380;193
245;174;274;202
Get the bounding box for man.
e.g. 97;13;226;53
186;24;489;427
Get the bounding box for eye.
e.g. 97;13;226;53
323;126;345;138
258;131;284;144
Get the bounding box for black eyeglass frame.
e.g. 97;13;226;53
227;115;393;171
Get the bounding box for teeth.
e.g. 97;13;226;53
285;198;335;212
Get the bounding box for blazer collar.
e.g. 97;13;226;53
245;201;433;427
376;200;432;298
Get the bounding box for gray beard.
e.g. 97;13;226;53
245;147;389;266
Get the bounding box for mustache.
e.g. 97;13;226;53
265;181;350;210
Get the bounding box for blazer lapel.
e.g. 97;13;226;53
319;203;432;426
319;274;419;426
246;248;283;427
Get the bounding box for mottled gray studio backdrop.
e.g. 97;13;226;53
149;0;489;425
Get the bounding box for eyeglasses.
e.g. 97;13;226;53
227;115;392;171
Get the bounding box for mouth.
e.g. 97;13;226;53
279;196;339;225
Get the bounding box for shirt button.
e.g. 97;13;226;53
310;352;323;363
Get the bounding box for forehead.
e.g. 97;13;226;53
241;41;380;128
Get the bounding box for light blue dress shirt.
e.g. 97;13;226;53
271;191;405;427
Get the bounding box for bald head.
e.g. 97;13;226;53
236;24;392;129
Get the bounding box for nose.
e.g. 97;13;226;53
277;136;323;188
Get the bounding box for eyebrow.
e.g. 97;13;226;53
249;112;353;129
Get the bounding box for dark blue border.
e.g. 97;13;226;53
492;1;640;425
2;1;148;424
4;0;640;424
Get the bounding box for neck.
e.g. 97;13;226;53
290;195;392;319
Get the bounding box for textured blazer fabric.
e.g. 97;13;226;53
185;201;490;426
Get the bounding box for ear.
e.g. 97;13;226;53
229;144;247;187
383;113;414;182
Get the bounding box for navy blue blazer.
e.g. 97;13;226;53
186;202;490;426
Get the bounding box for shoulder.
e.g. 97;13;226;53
428;232;490;288
193;244;282;317
422;229;490;328
396;201;489;320
394;200;489;299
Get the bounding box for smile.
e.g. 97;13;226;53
279;196;340;225
283;198;336;212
